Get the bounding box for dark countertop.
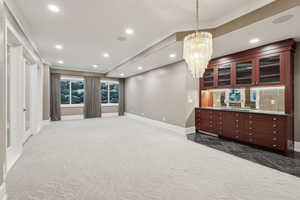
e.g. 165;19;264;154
197;107;288;116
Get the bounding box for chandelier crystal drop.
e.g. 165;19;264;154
183;0;213;78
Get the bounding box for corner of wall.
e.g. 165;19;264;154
0;182;7;200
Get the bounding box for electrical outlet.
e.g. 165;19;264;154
162;117;166;121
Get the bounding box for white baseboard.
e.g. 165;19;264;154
37;120;51;134
0;183;7;200
102;113;119;117
125;112;195;135
295;141;300;152
185;126;196;134
61;115;84;120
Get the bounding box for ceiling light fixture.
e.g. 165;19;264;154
55;44;63;50
58;60;64;64
48;4;60;13
169;53;176;58
250;38;260;44
183;0;213;79
120;73;125;77
137;66;143;70
103;53;110;58
125;28;134;35
92;65;98;68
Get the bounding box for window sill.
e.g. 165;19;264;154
61;104;84;108
101;104;119;107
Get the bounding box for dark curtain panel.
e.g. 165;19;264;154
50;73;61;121
84;77;101;118
118;78;125;116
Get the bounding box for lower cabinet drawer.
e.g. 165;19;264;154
242;134;285;151
195;108;288;152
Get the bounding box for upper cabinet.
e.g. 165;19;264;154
202;68;215;89
200;39;296;90
234;59;255;87
217;64;232;88
257;55;282;85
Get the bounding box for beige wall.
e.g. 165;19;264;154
43;64;50;120
295;42;300;142
125;61;189;127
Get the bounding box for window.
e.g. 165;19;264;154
60;78;85;105
101;81;119;105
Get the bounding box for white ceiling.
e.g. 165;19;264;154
5;0;274;75
108;5;300;77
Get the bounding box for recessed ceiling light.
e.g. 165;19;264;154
249;38;260;44
103;53;110;58
48;4;60;13
137;66;143;70
125;28;134;35
169;53;176;58
55;44;63;50
58;60;64;64
92;65;98;68
120;73;125;77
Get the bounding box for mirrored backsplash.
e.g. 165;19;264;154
201;86;285;113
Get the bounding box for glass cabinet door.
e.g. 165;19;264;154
203;68;214;88
235;60;254;86
258;55;281;84
217;64;232;87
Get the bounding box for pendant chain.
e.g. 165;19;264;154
196;0;199;31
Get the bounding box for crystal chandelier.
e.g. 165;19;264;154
183;0;213;78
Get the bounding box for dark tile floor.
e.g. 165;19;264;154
187;133;300;178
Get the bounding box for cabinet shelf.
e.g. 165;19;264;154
237;76;252;80
260;63;280;69
260;74;280;79
218;72;231;76
218;79;231;82
237;67;252;72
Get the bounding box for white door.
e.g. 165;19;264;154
6;45;24;171
23;60;32;143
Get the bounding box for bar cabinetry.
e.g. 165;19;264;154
197;39;296;154
195;108;289;152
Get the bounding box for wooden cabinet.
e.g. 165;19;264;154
257;54;283;85
201;39;296;90
195;108;290;153
202;68;215;89
234;59;255;87
198;39;296;154
217;64;232;88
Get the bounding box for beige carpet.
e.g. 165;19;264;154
6;117;300;200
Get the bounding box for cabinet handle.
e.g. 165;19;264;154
273;131;277;134
249;127;253;130
273;118;277;121
273;144;277;147
249;133;253;136
235;136;239;138
273;125;277;128
273;137;277;141
249;121;253;124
